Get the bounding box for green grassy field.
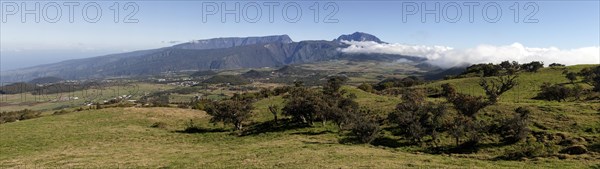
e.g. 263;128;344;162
1;65;599;168
2;107;597;168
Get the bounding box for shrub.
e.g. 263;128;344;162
549;63;565;67
350;119;380;144
53;109;71;115
580;66;600;92
521;61;544;72
441;83;457;98
497;107;531;143
388;89;449;144
565;72;578;84
357;83;374;93
501;142;559;160
535;83;571;102
373;76;422;91
448;93;489;118
0;109;41;124
560;145;588;155
349;109;380;144
205;99;253;130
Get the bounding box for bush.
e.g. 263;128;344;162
53;109;71;115
205;99;253;130
448;93;489;118
350;119;380;144
373;76;422;91
501;142;559;160
549;63;565;67
388;89;449;144
357;83;374;93
497;107;531;143
191;98;211;110
580;66;600;92
535;83;571;102
560;145;588;155
0;109;41;124
521;61;544;72
565;72;578;84
349;109;380;144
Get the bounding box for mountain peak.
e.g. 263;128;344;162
335;32;384;43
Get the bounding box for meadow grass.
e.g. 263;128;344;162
1;107;597;168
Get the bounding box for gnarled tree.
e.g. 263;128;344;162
205;100;253;130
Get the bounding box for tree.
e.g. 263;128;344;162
449;93;488;118
323;76;347;96
500;60;520;73
441;84;489;118
321;76;359;128
549;63;565;67
521;61;544;72
388;88;449;145
373;76;423;91
565;72;578;84
580;66;600;92
205;100;253;130
463;63;502;77
282;86;324;125
479;73;519;104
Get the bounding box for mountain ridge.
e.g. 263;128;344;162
0;32;422;82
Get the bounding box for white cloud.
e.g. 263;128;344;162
339;41;600;68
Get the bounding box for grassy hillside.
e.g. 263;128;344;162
425;65;597;103
1;107;595;168
420;65;600;135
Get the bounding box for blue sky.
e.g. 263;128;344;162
1;1;599;70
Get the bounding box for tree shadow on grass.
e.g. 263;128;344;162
292;130;334;136
589;142;600;153
301;140;337;145
175;126;228;134
370;136;412;148
239;118;309;136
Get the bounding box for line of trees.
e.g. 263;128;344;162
190;64;599;156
